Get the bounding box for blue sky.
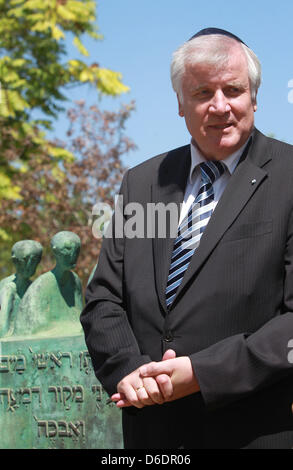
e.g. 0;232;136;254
52;0;293;168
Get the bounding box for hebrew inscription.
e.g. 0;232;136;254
35;416;86;439
0;386;41;412
0;354;27;374
0;336;123;449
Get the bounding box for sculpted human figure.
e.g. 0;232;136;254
0;240;43;337
14;231;83;337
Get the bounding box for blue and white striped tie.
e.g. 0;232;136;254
165;160;226;308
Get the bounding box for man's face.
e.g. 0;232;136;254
177;45;257;160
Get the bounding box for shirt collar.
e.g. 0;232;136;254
189;136;251;184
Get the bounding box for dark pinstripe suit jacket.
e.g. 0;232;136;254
81;128;293;449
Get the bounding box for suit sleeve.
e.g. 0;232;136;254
190;206;293;410
80;171;152;396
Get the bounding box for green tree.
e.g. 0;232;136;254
0;100;136;286
0;0;129;218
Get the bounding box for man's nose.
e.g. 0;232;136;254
208;90;231;115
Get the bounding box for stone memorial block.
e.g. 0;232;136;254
0;334;123;449
0;232;123;449
0;336;122;449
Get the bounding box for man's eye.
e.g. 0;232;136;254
195;90;210;97
227;87;241;94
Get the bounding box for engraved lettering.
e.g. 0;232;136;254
0;356;10;372
0;388;18;412
48;385;84;409
79;351;92;374
68;420;85;437
60;352;73;368
73;385;84;403
0;355;27;374
63;386;72;410
58;420;69;437
35;416;49;438
31;387;42;404
33;353;49;369
48;420;58;437
49;353;62;368
57;386;63;404
35;417;86;439
48;386;58;402
20;387;32;404
15;355;26;374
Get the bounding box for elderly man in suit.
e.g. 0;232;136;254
81;28;293;449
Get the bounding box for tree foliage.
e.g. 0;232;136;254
0;0;129;226
0;100;136;286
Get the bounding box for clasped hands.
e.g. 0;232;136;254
111;349;200;409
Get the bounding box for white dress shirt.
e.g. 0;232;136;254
178;138;250;225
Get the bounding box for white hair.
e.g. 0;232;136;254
170;34;262;102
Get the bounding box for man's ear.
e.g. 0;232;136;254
177;94;184;117
253;93;258;112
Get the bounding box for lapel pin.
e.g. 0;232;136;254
251;179;257;185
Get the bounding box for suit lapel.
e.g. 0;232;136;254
169;129;273;308
152;145;191;314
